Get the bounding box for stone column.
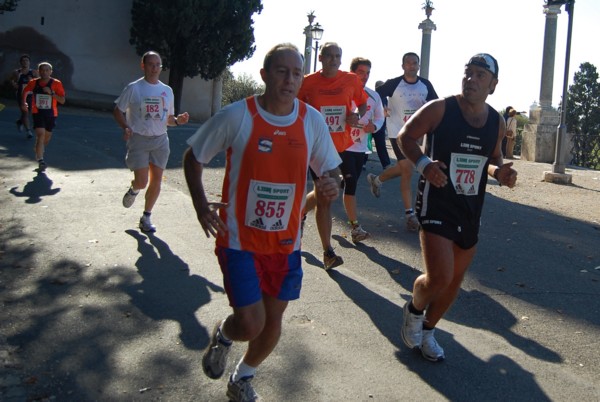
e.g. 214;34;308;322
418;18;436;79
539;4;562;109
303;26;313;75
303;13;316;75
521;3;564;163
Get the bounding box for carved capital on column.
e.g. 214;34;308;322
418;19;437;33
543;4;563;18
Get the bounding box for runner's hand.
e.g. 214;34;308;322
176;112;190;125
363;119;376;133
423;161;448;188
347;113;360;127
316;173;340;201
199;202;228;238
497;162;518;188
122;127;133;141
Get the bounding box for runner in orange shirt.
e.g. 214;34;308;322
184;43;341;402
298;42;368;270
21;62;66;171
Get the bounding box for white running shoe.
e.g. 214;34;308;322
421;328;445;362
227;375;261;402
351;225;370;243
202;323;232;379
122;187;139;208
406;213;420;232
366;173;382;198
401;300;424;348
139;214;156;233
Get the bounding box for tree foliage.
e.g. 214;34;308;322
0;0;19;14
221;69;264;106
566;62;600;169
129;0;263;112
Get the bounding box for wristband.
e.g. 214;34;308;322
174;116;179;126
493;167;502;186
415;155;433;175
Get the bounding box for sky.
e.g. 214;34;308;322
230;0;599;115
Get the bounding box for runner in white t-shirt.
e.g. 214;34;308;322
113;51;190;233
369;52;438;231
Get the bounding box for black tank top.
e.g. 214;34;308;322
416;96;499;224
16;69;35;98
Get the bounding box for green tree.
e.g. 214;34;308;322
0;0;19;13
221;69;264;107
566;62;600;169
129;0;263;113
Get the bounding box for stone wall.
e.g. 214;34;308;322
0;1;219;121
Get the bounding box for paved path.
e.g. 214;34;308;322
1;103;599;401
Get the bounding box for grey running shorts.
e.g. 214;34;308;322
125;132;170;170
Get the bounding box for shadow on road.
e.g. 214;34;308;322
123;229;224;349
396;345;552;401
9;171;61;203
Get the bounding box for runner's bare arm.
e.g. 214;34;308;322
183;148;227;238
399;99;448;188
488;116;517;188
113;106;133;141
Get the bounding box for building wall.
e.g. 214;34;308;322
0;0;218;121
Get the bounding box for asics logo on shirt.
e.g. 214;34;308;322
273;130;286;136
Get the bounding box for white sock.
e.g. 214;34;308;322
217;319;232;344
232;360;256;382
374;176;382;186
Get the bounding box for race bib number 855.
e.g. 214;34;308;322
245;180;296;231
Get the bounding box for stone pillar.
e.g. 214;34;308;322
521;106;560;162
418;18;436;79
539;4;562;109
521;3;564;163
303;13;316;75
303;25;313;75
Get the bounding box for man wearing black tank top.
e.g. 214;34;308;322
398;53;517;362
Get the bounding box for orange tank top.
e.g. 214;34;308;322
216;97;309;254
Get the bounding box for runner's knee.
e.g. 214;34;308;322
342;173;357;195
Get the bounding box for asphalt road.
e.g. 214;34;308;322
1;102;599;401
